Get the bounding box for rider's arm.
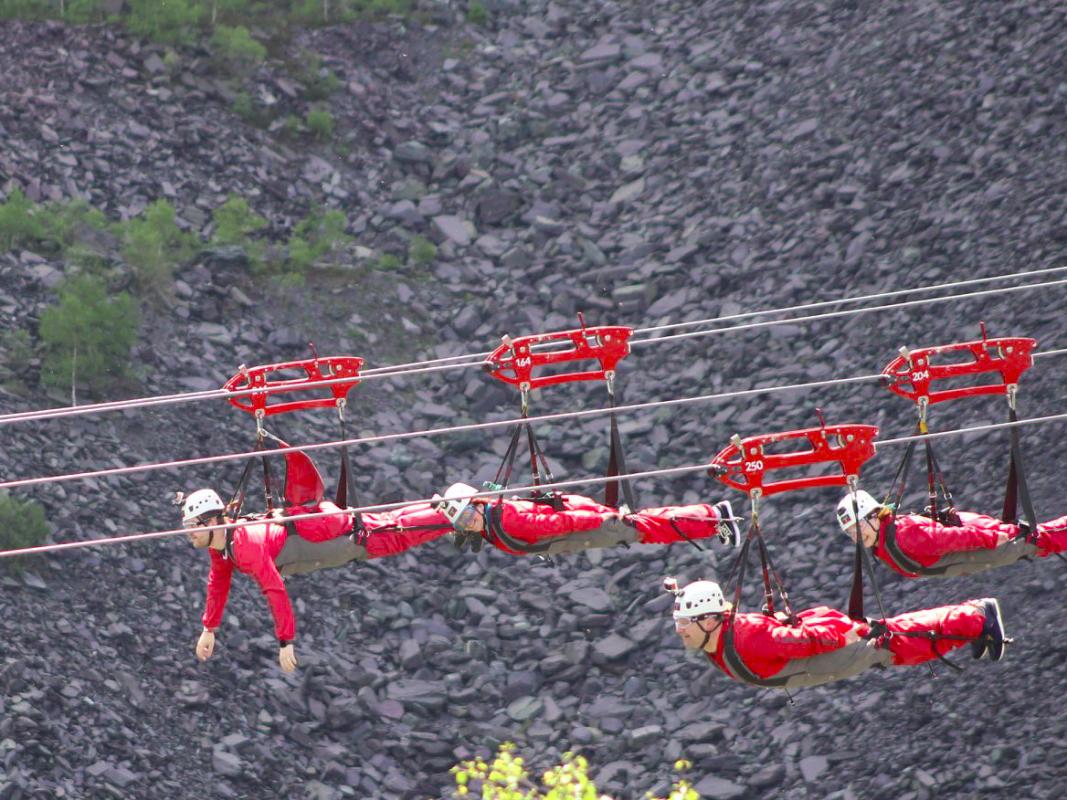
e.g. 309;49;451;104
497;498;614;542
736;614;851;660
201;549;234;632
238;538;296;644
895;512;1002;562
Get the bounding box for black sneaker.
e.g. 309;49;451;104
714;500;742;548
973;598;1009;662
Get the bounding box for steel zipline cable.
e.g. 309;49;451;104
4;346;1067;492
1;267;1065;427
4;408;1067;560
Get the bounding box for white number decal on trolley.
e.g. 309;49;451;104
745;460;764;472
911;370;929;382
515;356;532;368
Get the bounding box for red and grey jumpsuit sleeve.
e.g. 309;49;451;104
290;501;353;543
496;495;617;544
890;512;1003;566
201;549;234;632
233;528;296;643
359;502;452;559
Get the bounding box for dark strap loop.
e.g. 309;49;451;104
485;503;554;554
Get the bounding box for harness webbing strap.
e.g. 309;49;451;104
604;389;637;510
1002;406;1038;542
717;518;800;687
719;614;791;688
335;415;366;541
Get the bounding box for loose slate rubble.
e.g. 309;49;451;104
2;2;1067;799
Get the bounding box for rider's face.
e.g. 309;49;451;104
185;515;218;548
674;617;708;649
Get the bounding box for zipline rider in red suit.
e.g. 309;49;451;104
181;488;449;673
432;483;743;556
666;578;1008;689
836;490;1067;578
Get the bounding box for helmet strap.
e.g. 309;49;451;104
696;615;724;651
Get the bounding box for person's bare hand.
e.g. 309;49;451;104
196;630;215;661
844;627;862;646
996;531;1011;547
279;644;298;673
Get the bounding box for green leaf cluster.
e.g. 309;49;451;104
408;234;437;266
125;0;203;44
0;188;45;250
466;0;487;25
450;743;701;800
0;492;50;573
38;273;140;398
282;205;349;279
121;200;198;297
211;24;266;69
212;195;267;246
305;107;335;141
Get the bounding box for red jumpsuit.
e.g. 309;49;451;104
485;494;723;554
201;502;449;641
707;603;985;681
876;511;1067;577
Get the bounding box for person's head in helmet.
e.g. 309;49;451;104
432;483;487;533
665;576;728;651
835;490;884;548
181;488;227;548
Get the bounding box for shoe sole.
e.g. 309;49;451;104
986;599;1007;662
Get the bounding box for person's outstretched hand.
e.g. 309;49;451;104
844;626;862;646
196;629;215;661
279;643;298;673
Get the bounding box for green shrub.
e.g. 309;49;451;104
305;107;335;140
211;24;266;69
0;188;45;251
282;205;349;275
1;328;33;375
0;0;48;20
299;52;343;100
125;0;202;44
0;493;50;572
450;743;699;800
40;199;109;251
39;274;139;398
64;0;108;23
375;252;401;271
466;0;487;25
282;114;303;138
408;234;437;265
212;195;267;246
121;200;197;297
231;90;256;122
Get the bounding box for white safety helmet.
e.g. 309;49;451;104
432;483;482;530
182;489;225;525
835;490;882;532
670;579;727;620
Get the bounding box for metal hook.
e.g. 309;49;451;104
1007;384;1017;411
520;385;530;416
605;370;616;398
815;407;827;429
308;341;320;360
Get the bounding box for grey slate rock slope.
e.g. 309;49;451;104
2;2;1067;798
